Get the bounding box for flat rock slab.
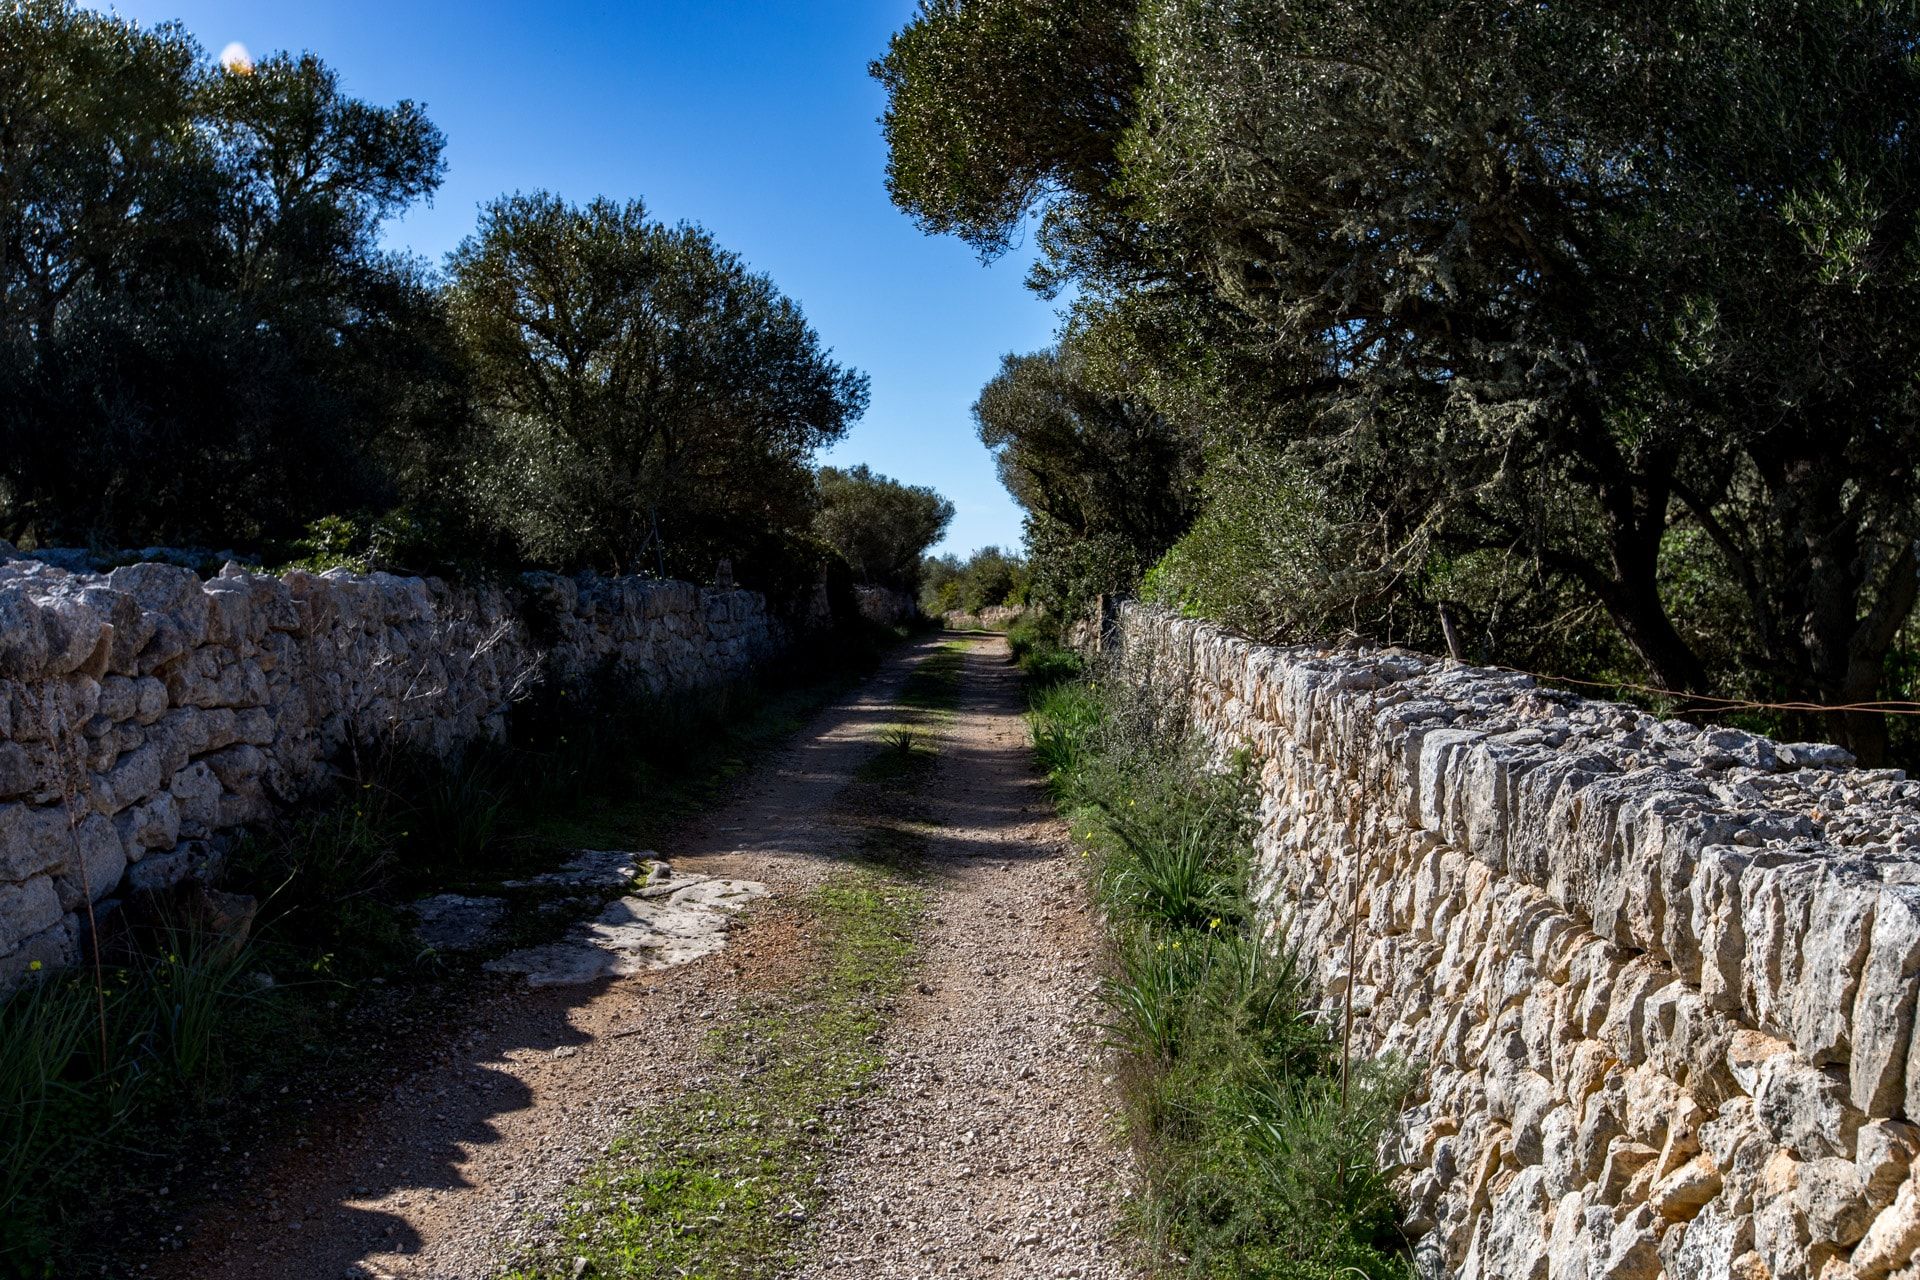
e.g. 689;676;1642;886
486;864;769;987
412;894;509;952
502;849;654;891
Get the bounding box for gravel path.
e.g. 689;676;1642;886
147;634;1137;1280
792;636;1138;1279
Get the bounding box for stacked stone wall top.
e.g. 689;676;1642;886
0;555;781;987
1113;602;1920;1279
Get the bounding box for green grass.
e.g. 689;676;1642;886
501;868;925;1280
897;639;965;713
1007;615;1083;687
1030;672;1413;1280
0;917;270;1272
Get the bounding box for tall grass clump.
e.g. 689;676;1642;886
0;921;263;1273
1032;662;1412;1279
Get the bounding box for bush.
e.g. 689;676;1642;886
1144;444;1405;647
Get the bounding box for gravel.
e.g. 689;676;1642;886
147;636;1139;1280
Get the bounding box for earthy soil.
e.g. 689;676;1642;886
145;634;1136;1280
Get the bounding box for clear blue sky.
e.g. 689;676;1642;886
90;0;1059;558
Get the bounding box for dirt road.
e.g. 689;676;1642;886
153;634;1135;1279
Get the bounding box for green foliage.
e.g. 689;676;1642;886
813;464;953;594
1008;615;1082;687
883;0;1920;762
1031;671;1411;1278
974;340;1199;615
1029;677;1101;782
871;0;1139;267
0;2;461;553
448;191;869;579
0;924;264;1272
1146;444;1405;646
920;544;1029;615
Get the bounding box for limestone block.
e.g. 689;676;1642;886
115;791;179;860
1597;1140;1660;1206
1753;1052;1864;1161
0;874;62;945
1666;1197;1755;1279
1859;1122;1920;1212
1854;1175;1920;1278
1796;870;1881;1066
0;590;50;678
203;745;265;791
1802;1156;1876;1248
1462;1164;1550;1280
1601;1204;1663;1279
169;762;221;838
50;813;125;910
1548;1188;1600;1279
97;744;164;817
0;802;75;881
1652;1156;1724;1222
0;742;37;800
133;676;168;725
39;596;107;676
75;585;148;674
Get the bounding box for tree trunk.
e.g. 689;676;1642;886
1764;444;1916;766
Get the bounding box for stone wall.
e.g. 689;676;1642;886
853;585;919;629
0;555;782;985
1111;603;1920;1280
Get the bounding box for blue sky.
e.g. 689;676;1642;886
91;0;1058;558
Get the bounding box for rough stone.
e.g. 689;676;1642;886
486;865;769;986
0;554;786;984
1106;604;1920;1280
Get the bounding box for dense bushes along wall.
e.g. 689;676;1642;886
0;549;783;982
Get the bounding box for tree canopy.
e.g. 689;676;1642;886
0;1;457;550
881;0;1920;760
447;192;869;578
0;1;928;614
813;465;954;594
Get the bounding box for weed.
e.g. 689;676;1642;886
1008;617;1083;687
0;918;262;1274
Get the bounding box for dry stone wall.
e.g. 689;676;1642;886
1111;603;1920;1280
0;554;781;985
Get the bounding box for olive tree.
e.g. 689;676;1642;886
814;465;953;594
447;192;869;577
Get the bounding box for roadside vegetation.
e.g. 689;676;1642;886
0;636;903;1278
919;545;1029;618
1019;632;1410;1279
880;1;1920;766
502;642;962;1279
